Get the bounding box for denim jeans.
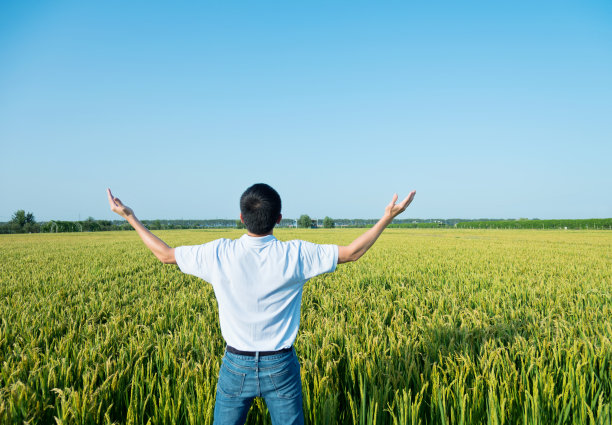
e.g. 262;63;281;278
213;348;304;425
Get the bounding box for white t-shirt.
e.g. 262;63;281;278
175;234;338;351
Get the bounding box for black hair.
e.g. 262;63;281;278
240;183;282;235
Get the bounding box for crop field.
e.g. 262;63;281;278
1;229;611;424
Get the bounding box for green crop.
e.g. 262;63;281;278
1;229;610;424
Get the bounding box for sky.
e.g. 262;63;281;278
1;1;611;221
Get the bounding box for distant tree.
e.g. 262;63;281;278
10;210;38;233
323;216;335;228
11;210;27;228
236;219;246;229
298;214;312;229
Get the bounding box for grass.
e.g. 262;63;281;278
0;229;610;424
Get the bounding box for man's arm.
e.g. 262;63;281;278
338;191;415;264
107;188;176;264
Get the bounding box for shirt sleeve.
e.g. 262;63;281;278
175;239;222;282
299;242;339;280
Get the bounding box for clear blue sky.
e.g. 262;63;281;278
1;1;611;221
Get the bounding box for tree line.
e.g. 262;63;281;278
2;210;610;234
455;218;612;230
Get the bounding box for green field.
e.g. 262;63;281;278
1;229;611;424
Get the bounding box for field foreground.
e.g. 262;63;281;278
1;229;611;424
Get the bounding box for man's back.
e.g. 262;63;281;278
175;234;338;351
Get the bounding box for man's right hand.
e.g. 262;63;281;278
107;188;134;219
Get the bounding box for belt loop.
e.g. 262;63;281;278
255;351;260;368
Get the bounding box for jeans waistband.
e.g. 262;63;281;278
226;345;293;357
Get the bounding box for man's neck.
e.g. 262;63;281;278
246;231;274;238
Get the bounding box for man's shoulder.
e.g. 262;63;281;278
210;237;239;250
177;238;236;254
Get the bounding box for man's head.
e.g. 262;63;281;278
240;183;282;235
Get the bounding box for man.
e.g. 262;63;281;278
107;184;415;425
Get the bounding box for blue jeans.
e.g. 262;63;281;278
213;348;304;425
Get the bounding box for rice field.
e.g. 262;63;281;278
1;229;611;424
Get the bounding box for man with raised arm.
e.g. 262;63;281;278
107;183;415;425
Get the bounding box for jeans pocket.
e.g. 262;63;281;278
269;359;302;399
218;362;246;397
